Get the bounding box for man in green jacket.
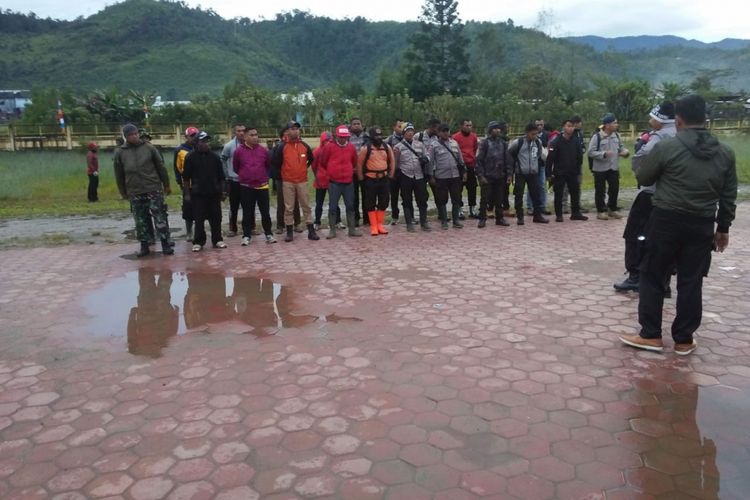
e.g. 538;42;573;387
619;95;737;356
114;123;174;257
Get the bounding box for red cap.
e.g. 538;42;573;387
335;125;351;137
185;126;199;137
87;142;98;151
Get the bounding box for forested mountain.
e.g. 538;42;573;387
566;35;750;52
1;0;748;97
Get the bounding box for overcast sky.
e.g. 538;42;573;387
5;0;748;42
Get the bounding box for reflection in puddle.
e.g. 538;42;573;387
83;269;351;357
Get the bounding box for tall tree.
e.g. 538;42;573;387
403;0;470;101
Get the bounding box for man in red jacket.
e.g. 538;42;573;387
317;125;363;238
86;142;99;202
453;119;478;219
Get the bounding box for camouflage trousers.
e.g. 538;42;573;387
130;192;171;244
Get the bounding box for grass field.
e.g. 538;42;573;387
1;135;749;219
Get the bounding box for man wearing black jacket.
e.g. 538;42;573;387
546;119;588;222
182;131;227;252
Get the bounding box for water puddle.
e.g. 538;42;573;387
83;269;352;357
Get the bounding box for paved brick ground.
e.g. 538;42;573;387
0;205;748;499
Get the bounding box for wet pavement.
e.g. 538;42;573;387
0;204;748;499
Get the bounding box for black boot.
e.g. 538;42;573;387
307;223;320;241
419;209;432;232
452;205;463;228
478;218;487;228
405;207;416;233
185;221;193;242
495;217;510;226
438;206;449;230
532;210;549;224
285;225;294;242
516;214;525;225
136;242;150;258
614;273;639;292
161;239;174;255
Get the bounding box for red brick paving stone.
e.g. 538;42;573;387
508;435;551;460
450;415;491;435
595;445;643;469
570;426;616;448
556;479;605;500
435;488;481;500
604;487;657;500
4;486;48;500
530;455;576;482
428;429;465;450
84;472;134;497
129;476;175;500
576;461;625;489
8;461;58;488
293;473;338;497
389;424;428;444
371;459;416;485
506;473;555;500
551;439;596;465
414;463;461;491
92;450;139;473
490;418;528;439
385;482;433;500
46;466;96;492
168;458;215;482
625;467;676;496
460;470;507;496
361;438;401;462
399;443;443;466
209;462;256;488
338;477;386;500
211;441;250;464
55;446;103;469
130;455;176;478
167;480;216;500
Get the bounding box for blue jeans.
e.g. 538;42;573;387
526;168;546;211
329;181;355;224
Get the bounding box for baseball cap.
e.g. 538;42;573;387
335;125;351;137
402;122;415;132
197;131;211;141
185;126;199;137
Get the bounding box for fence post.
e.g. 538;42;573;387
9;125;16;152
66;126;73;150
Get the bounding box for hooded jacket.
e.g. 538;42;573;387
475;136;511;180
183;148;225;195
312;132;332;189
318;139;358;184
509;136;543;175
637;128;737;233
233;143;270;189
114;141;170;199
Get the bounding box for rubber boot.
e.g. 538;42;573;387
419;209;432;232
452;205;463;228
405;207;416;233
161;238;174;255
307;223;320;241
517;214;525;226
377;211;389;234
326;224;336;239
369;211;379;236
347;212;362;237
136;241;150;258
438;206;449;230
614;273;639;292
285;225;294;242
185;220;193;242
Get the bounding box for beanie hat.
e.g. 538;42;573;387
601;113;617;125
122;123;138;136
649;102;675;124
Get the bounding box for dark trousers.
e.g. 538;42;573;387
638;208;714;344
552;173;582;217
353;179;365;224
593;169;620;213
315;188;341;225
275;179;300;230
240;186;272;237
192;193;223;246
623;191;654;274
364;177;390;212
464;167;478;207
399;172;428;216
227;180;242;232
501;182;510;211
389;174;401;219
514;173;542;215
435;177;462;212
180;186;193;222
329;181;355;220
87;174;99;201
478;178;504;219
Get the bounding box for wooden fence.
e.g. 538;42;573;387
1;121;748;152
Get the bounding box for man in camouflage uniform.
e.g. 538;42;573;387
114;123;174;257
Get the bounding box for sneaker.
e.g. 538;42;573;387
618;334;664;353
390;217;399;226
214;241;227;249
226;231;238;237
265;234;277;244
313;223;320;231
674;340;697;356
555;215;564;222
597;212;609;220
608;211;623;219
192;244;202;252
241;236;251;246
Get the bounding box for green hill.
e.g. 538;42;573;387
0;0;747;97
